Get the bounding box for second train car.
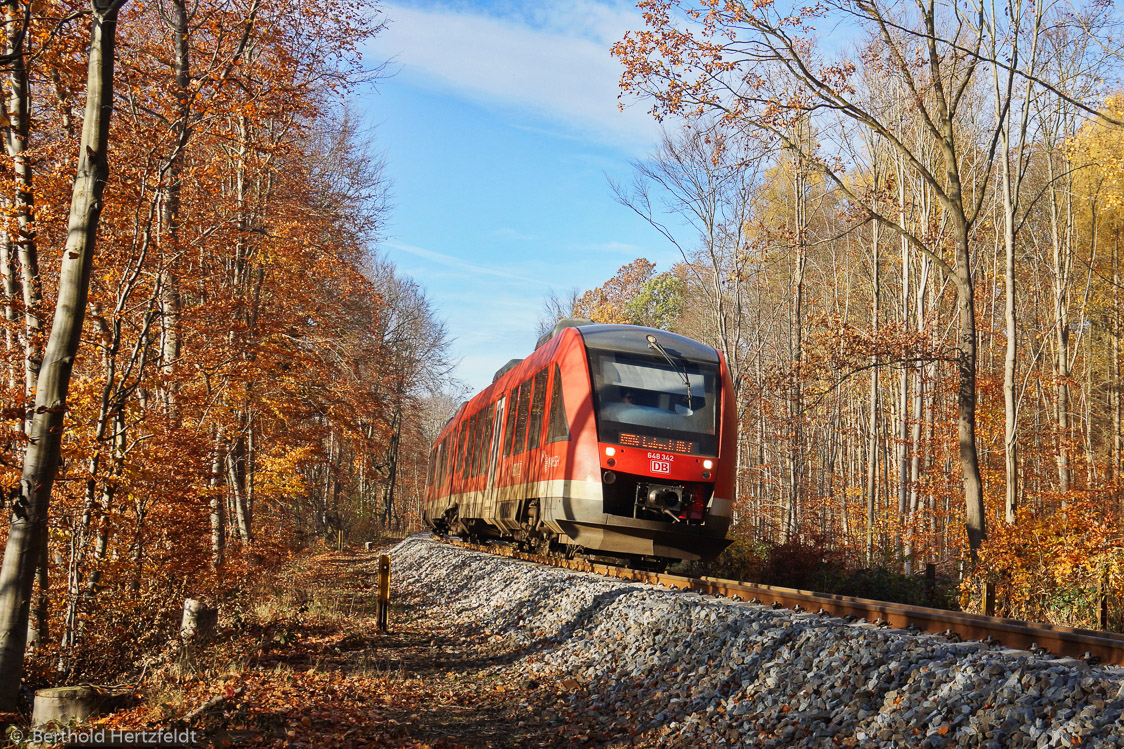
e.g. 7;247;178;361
422;319;734;567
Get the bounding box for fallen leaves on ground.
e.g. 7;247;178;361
89;548;615;748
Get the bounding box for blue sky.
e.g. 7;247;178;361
360;0;687;393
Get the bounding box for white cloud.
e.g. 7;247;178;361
388;241;547;285
371;1;660;149
493;227;538;241
578;240;646;254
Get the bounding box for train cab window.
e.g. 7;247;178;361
589;349;720;455
512;377;534;454
546;364;570;444
526;369;549;451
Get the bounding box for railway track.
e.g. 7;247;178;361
441;537;1124;668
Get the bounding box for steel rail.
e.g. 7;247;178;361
439;537;1124;667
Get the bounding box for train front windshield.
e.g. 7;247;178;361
589;350;719;455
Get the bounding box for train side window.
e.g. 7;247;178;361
471;411;484;475
442;437;451;483
503;387;519;457
447;435;454;479
477;404;496;476
526;369;549;451
460;415;472;478
547;363;570;443
431;442;439;487
471;406;486;476
469;410;485;477
456;420;470;476
512;377;533;454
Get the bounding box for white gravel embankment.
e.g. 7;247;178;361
390;535;1124;748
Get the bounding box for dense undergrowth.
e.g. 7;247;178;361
15;533;409;716
675;525;1124;634
673;535;961;611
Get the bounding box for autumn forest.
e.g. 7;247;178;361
2;0;1124;718
587;0;1124;634
0;0;452;709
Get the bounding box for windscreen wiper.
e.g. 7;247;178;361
646;334;692;410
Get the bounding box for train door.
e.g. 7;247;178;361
483;395;509;530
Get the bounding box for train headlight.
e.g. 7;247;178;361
702;471;711;480
702;459;713;470
605;446;616;457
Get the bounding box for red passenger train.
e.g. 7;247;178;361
422;320;734;567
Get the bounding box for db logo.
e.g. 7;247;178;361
650;460;671;474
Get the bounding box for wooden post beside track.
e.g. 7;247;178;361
1098;566;1109;630
377;554;391;632
984;582;996;617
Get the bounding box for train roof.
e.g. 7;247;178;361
576;324;720;363
439;324;719;435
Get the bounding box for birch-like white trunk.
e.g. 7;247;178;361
0;0;126;709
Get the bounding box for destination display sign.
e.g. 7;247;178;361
618;433;696;454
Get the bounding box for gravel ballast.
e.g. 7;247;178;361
390;535;1124;747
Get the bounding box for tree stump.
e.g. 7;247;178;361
32;686;111;728
181;598;218;640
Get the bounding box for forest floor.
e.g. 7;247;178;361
94;542;602;748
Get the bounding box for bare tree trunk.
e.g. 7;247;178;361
210;428;226;568
0;0;125;708
158;0;191;403
246;418;256;533
381;407;402;527
1048;154;1072;496
85;409;124;594
990;0;1039;525
866;222;880;564
954;221;986;561
787;149;808;542
907;252;929;570
1114;231;1121;490
3;2;42;405
1;218;18;391
25;532;47;650
997;123;1025;524
897;165;911;570
227;436;253;544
